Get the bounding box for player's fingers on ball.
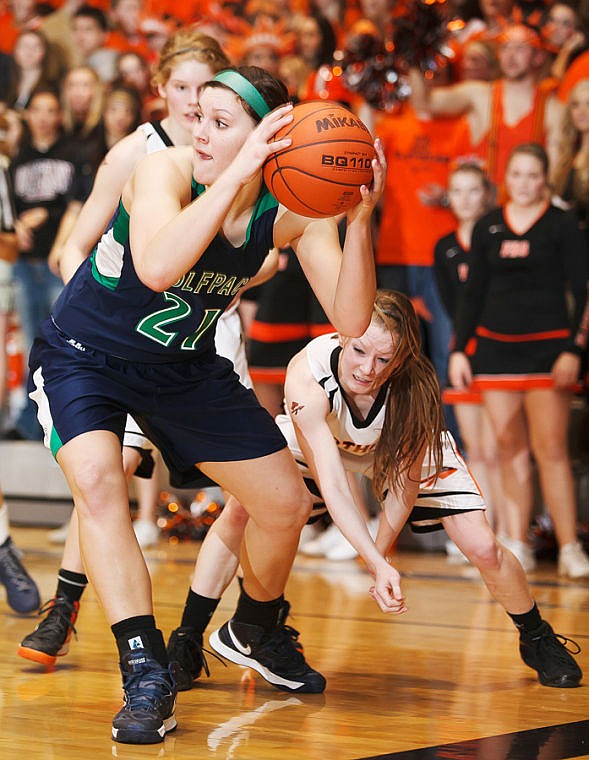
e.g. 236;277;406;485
271;137;291;151
270;104;293;125
272;102;293;115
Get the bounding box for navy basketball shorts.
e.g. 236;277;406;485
28;320;287;487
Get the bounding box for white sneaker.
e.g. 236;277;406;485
325;531;358;561
133;519;160;548
299;523;343;557
558;541;589;579
500;535;536;573
298;523;321;551
47;522;69;544
445;539;469;565
325;519;379;561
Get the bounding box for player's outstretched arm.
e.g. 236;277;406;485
285;350;406;614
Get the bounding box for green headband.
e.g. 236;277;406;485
213;70;270;120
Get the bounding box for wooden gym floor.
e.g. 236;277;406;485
1;524;589;760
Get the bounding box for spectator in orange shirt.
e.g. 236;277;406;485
105;0;153;62
409;23;566;189
0;0;43;56
543;2;587;84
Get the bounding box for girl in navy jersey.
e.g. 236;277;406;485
434;163;506;556
27;65;385;744
17;30;235;674
449;142;589;579
171;290;583;694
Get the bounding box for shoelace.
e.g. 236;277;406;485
33;598;78;642
282;624;302;647
123;666;174;711
200;645;226;675
0;544;34;592
277;602;304;651
548;632;582;657
259;626;306;665
170;631;225;677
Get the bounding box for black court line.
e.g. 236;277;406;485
358;720;589;760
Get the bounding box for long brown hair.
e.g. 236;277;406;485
371;290;445;500
552;78;589;203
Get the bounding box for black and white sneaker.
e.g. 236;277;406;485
166;626;225;691
18;596;79;667
519;621;582;688
112;649;177;744
209;619;326;694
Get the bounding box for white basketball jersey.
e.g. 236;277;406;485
138;121;171;154
276;333;386;478
276;332;486;524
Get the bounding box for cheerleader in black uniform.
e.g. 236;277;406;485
434;162;506;551
449;143;589;579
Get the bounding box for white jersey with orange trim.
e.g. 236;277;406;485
276;333;486;530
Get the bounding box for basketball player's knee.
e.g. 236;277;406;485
469;537;502;572
69;462;121;517
267;488;312;532
223;500;250;531
293;487;313;525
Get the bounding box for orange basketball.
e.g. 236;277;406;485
263;100;375;218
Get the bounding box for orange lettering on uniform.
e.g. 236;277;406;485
500;240;530;258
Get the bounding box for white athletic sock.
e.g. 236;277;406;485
0;503;10;545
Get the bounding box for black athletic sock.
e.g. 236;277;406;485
233;588;284;634
112;615;169;666
180;589;220;636
56;568;88;604
508;602;543;635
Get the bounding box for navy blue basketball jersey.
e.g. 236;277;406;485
52;180;278;361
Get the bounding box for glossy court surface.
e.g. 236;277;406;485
2;526;589;760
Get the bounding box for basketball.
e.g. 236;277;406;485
263;100;375;218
